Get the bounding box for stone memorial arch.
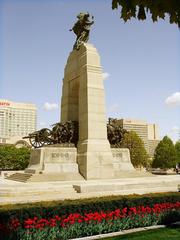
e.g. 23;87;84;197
61;43;114;179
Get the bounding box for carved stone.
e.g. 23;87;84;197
112;148;135;171
61;43;114;179
25;147;79;174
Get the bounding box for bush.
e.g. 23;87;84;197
0;192;180;240
121;131;149;168
160;209;180;226
152;136;177;169
0;146;31;170
175;141;180;164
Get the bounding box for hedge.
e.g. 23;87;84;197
0;192;180;239
0;146;31;170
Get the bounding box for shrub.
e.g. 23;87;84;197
0;192;180;240
0;146;31;170
121;131;149;168
160;209;180;225
175;141;180;164
152;136;177;169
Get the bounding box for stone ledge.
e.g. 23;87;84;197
1;175;179;205
70;225;166;240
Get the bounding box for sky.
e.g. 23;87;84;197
0;0;180;142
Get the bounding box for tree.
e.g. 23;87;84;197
120;131;149;168
0;145;31;170
152;136;177;169
175;140;180;164
112;0;180;27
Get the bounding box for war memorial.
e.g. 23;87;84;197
1;13;179;204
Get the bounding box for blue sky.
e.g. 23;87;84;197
1;0;180;141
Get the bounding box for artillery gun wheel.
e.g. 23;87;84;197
29;128;52;148
29;137;44;148
43;128;54;145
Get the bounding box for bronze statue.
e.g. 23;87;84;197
24;118;127;149
23;121;79;148
51;121;78;145
107;118;128;147
70;12;94;50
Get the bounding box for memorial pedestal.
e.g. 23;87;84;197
25;147;80;175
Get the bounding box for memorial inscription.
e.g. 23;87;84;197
51;152;70;161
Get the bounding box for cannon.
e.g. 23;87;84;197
23;121;78;148
23;128;53;148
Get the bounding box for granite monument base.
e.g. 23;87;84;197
22;146;83;181
6;147;135;182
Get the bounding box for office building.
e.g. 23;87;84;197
148;124;160;157
117;119;160;157
0;99;37;144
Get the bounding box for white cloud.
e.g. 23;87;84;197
108;103;120;113
165;92;180;107
171;126;180;133
102;72;110;80
43;102;58;111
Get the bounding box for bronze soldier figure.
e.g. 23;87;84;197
70;12;94;50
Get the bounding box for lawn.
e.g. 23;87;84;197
103;227;180;240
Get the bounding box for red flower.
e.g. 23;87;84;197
55;215;61;221
24;219;35;225
129;207;137;214
17;201;180;231
10;218;21;230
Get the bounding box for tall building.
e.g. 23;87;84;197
118;119;149;151
148;124;159;140
0;99;37;144
148;124;160;157
117;119;160;157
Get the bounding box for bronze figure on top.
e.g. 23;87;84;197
70;12;94;50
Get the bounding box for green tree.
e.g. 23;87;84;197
175;140;180;164
112;0;180;27
0;145;31;170
152;136;177;169
121;131;149;168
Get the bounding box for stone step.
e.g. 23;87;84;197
0;184;77;197
5;173;33;182
0;176;179;205
73;179;180;193
6;176;31;180
0;186;178;205
29;173;84;182
79;187;179;197
5;172;84;183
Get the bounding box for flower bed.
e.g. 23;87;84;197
0;193;180;240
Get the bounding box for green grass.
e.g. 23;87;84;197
102;227;180;240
